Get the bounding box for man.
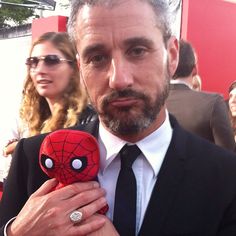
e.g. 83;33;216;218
1;0;236;235
167;39;235;151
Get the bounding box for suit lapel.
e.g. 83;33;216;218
139;116;187;235
74;119;99;138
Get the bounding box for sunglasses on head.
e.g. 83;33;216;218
25;54;74;69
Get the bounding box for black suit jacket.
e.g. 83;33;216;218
166;83;235;151
1;116;236;236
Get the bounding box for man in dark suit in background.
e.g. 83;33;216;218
1;1;236;236
167;39;235;151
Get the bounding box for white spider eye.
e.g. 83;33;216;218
45;158;54;169
72;159;83;170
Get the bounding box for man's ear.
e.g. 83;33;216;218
191;66;197;77
76;53;80;69
167;37;179;76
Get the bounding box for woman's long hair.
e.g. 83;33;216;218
20;31;87;136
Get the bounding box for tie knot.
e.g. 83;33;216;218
119;144;141;169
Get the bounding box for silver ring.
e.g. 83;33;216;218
69;210;83;224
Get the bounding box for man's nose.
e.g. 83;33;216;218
108;57;133;90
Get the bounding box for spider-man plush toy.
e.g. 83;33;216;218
39;129;108;214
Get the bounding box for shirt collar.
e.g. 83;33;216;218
170;79;192;89
136;111;173;176
98;110;173;176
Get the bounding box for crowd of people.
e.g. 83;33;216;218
1;0;236;235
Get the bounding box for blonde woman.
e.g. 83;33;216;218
2;32;93;158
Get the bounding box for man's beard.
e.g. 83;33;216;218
98;72;170;136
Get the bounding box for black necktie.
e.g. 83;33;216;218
113;144;141;236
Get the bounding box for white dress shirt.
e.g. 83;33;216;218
98;111;173;234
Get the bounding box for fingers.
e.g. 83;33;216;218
63;182;107;228
63;184;107;224
56;181;101;200
74;215;119;236
31;179;107;218
68;184;106;206
30;178;59;198
31;179;101;200
70;215;107;236
69;195;107;223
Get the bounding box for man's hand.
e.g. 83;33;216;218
2;140;18;157
86;215;119;236
7;178;108;236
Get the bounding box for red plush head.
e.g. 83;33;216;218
39;130;100;187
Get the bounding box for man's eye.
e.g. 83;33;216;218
128;47;147;57
90;54;108;66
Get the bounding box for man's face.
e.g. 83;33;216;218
75;0;178;138
229;88;236;117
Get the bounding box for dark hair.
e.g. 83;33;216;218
173;39;196;79
229;81;236;93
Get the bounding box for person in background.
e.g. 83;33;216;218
228;80;236;142
167;39;235;151
2;1;236;235
192;74;202;91
1;32;95;180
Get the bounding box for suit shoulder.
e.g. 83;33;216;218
21;133;48;150
171;120;236;164
196;91;224;100
185;130;236;165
